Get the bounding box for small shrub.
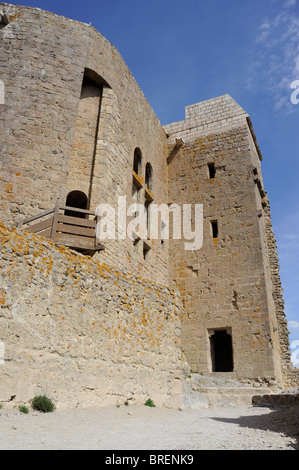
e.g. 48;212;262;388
124;401;129;406
31;395;55;413
19;405;29;414
144;398;155;407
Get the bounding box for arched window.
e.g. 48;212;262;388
65;190;88;218
133;148;142;175
145;163;153;191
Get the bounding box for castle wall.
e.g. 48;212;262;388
0;3;169;284
165;95;290;385
0;223;182;409
0;4;295;395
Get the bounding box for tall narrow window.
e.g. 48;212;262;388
145;163;153;190
208;162;216;179
132;148;143;198
211;220;218;239
133;148;142;175
145;201;150;231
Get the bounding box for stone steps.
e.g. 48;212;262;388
182;374;279;408
196;388;271;407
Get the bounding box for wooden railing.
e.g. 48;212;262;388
16;200;104;253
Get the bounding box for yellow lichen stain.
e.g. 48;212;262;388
5;183;13;194
0;290;6;306
8;12;22;22
0;222;180;356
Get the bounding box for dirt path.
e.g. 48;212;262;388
0;404;298;450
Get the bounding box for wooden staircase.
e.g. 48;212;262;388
16;200;104;254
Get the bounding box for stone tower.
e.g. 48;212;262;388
165;95;292;385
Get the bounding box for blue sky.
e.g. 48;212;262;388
6;0;299;365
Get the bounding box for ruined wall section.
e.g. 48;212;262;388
0;3;169;284
0;223;182;409
246;124;296;387
263;198;298;387
164;95;287;384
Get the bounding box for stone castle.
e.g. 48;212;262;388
0;3;297;409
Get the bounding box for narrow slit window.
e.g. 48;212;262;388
211;220;218;239
208;162;216;179
145;201;150;230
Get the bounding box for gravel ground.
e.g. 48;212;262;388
0;404;298;450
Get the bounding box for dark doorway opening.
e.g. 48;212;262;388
65;191;88;218
210;329;233;372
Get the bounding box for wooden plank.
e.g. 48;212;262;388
95;243;105;251
145;187;154;202
51;199;60;240
57;214;96;228
26;217;53;234
55;232;95;250
59;205;96;216
132;171;143;189
21;207;55;225
56;222;95;238
36;227;52;239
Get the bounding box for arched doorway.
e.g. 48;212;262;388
65;190;88;218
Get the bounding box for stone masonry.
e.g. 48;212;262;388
0;222;182;409
0;2;168;285
0;4;297;409
165;96;297;387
